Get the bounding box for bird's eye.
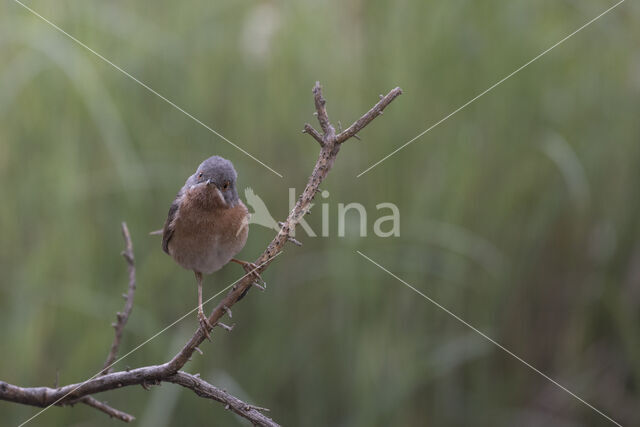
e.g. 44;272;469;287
198;173;203;179
222;180;230;190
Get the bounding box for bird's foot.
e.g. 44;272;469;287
198;306;212;341
231;259;266;289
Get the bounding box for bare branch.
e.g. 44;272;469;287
166;372;279;427
336;87;403;143
0;381;136;422
302;123;324;146
0;374;276;426
76;396;135;422
101;222;136;375
312;81;334;138
0;82;401;426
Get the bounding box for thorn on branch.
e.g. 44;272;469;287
223;306;232;318
216;322;234;332
278;222;303;246
287;236;303;246
141;379;161;391
246;404;271;413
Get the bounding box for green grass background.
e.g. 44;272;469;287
1;0;638;425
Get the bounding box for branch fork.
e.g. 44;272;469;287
303;82;402;147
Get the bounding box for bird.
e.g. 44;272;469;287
161;155;260;339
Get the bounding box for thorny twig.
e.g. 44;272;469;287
101;222;136;375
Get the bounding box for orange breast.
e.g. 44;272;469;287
168;199;249;274
215;200;249;250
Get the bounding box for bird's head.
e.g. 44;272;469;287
192;156;239;206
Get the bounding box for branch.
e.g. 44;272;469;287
0;381;135;422
101;222;136;375
76;396;135;422
0;373;276;426
302;123;324;146
166;372;278;427
313;81;334;137
336;87;403;143
0;82;401;426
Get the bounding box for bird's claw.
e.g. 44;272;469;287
232;259;266;289
243;262;266;289
198;307;212;341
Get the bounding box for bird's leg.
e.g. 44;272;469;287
195;271;212;341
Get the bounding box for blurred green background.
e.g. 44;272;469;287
1;0;638;425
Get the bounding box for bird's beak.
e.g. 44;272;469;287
205;179;213;186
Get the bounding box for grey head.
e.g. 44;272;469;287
190;156;240;206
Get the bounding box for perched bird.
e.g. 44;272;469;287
162;156;259;339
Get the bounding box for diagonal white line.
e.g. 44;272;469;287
357;0;625;177
17;252;282;427
356;250;622;426
11;0;283;178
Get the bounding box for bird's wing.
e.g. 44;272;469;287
162;176;197;254
162;196;181;254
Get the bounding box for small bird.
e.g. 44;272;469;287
162;155;259;339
